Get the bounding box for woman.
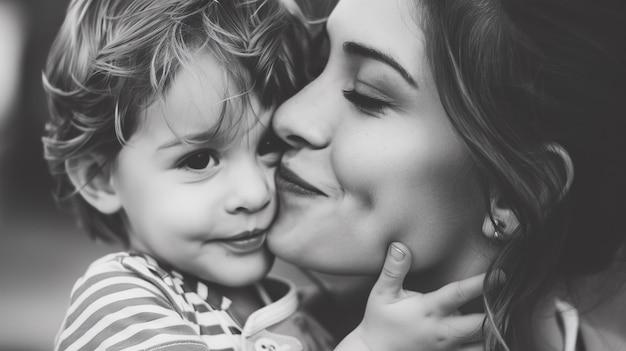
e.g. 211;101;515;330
268;0;626;350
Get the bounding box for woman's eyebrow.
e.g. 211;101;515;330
343;41;418;88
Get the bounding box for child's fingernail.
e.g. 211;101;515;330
389;243;405;261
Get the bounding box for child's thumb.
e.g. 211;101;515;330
371;242;412;300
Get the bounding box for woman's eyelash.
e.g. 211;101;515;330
342;89;391;114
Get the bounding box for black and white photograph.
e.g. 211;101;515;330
1;0;625;350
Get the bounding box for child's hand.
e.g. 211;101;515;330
335;242;486;351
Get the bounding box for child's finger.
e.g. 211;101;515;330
440;313;485;345
428;273;486;314
442;313;485;345
369;242;412;300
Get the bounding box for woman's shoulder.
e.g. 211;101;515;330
534;268;626;351
574;267;626;351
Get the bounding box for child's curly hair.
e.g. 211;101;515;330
42;0;310;245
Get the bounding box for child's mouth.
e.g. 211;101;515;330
218;230;266;253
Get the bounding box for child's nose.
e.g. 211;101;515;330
225;164;272;214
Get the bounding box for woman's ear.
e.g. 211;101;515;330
65;156;121;214
482;143;574;242
482;195;520;242
545;143;574;200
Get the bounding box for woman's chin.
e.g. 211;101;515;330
269;235;374;275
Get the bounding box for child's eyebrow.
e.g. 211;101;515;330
157;127;226;150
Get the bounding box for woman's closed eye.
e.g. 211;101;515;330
177;150;219;172
343;89;393;115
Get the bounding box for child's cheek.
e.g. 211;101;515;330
152;184;221;235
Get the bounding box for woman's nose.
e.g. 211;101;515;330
225;162;272;214
272;82;332;150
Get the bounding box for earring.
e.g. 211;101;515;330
492;219;505;242
493;228;500;241
482;215;511;243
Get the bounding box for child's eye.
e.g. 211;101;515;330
342;89;392;115
177;150;219;171
258;130;288;163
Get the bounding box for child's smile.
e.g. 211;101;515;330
214;229;268;253
108;52;284;287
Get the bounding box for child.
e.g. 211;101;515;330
43;0;486;350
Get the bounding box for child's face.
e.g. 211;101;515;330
111;53;281;287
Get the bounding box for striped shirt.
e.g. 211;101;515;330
55;252;335;351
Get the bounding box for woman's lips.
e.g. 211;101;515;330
276;165;327;196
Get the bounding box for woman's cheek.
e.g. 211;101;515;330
331;127;392;195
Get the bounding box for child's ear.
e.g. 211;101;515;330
65;155;121;214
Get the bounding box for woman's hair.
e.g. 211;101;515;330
416;0;626;349
42;0;310;245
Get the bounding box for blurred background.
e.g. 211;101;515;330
0;1;89;350
0;1;342;350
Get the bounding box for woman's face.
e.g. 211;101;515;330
268;0;489;279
